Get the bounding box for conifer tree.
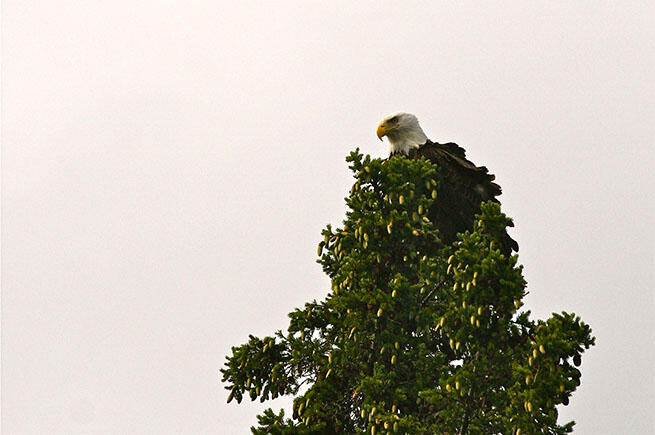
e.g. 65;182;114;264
221;150;594;434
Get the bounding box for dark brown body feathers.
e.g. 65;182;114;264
394;140;518;254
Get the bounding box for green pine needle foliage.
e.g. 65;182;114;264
221;149;595;434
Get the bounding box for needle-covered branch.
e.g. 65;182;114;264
221;149;594;434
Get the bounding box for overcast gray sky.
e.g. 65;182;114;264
3;1;654;434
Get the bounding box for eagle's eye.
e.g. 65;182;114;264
388;116;399;124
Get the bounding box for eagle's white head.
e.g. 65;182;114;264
376;112;429;155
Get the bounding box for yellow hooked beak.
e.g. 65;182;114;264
376;124;386;141
376;122;396;141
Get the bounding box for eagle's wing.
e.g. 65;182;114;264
407;141;518;253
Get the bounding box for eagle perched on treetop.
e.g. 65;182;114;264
376;112;518;255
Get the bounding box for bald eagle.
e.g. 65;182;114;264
376;112;518;254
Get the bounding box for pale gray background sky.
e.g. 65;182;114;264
3;1;654;434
